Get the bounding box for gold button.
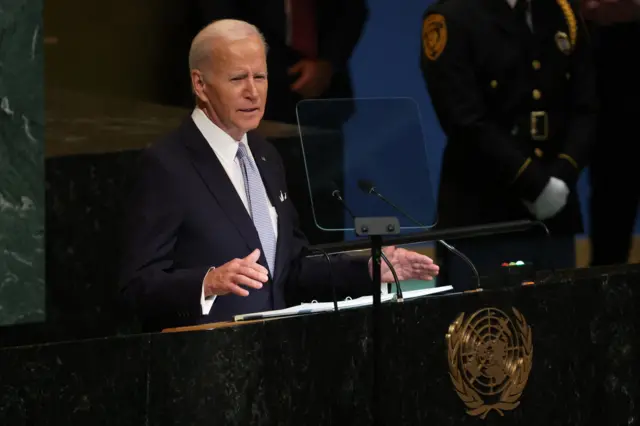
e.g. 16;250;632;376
532;60;541;70
532;89;541;100
490;80;498;89
534;148;544;158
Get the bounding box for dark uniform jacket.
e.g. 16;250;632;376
420;0;598;235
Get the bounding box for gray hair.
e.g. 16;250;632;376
188;19;268;73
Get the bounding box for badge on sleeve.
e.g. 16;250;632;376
422;13;448;61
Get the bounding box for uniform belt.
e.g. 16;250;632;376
530;111;548;141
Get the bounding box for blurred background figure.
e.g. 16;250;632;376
192;0;368;124
190;0;369;245
583;2;640;267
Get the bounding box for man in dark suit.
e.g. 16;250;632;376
191;0;369;245
420;0;598;290
119;19;439;332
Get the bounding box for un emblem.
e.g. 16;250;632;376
446;307;533;419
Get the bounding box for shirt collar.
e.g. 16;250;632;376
191;107;250;164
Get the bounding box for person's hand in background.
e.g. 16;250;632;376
288;59;333;99
582;0;640;25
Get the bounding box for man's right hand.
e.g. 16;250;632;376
204;249;269;297
524;177;569;220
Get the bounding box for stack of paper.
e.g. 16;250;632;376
233;285;454;322
400;285;453;300
234;293;394;321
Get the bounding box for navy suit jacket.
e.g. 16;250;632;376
119;117;372;331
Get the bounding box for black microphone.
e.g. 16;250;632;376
331;185;357;219
357;179;376;195
356;179;482;291
330;185;403;300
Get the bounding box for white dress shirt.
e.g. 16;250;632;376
191;108;279;315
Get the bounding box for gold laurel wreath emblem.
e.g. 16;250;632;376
446;308;533;419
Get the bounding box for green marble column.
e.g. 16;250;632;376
0;0;45;325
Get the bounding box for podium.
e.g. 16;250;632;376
1;265;639;425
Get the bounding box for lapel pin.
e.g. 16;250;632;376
261;156;267;162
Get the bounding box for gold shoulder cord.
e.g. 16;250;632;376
555;0;581;171
556;0;577;47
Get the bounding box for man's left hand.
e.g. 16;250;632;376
369;246;440;283
288;59;333;99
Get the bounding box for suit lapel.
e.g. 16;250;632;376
248;133;288;281
181;119;263;254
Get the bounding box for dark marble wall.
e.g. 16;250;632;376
0;334;149;426
45;151;141;335
0;0;45;325
0;0;194;339
0;150;143;347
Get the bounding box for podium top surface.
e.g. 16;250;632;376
161;318;281;333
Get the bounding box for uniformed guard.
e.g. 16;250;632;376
420;0;598;290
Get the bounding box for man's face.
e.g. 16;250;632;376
193;35;268;140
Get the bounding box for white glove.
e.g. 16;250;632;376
524;177;569;220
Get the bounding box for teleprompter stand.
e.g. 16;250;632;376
354;216;400;426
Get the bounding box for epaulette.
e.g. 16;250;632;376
422;10;448;61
